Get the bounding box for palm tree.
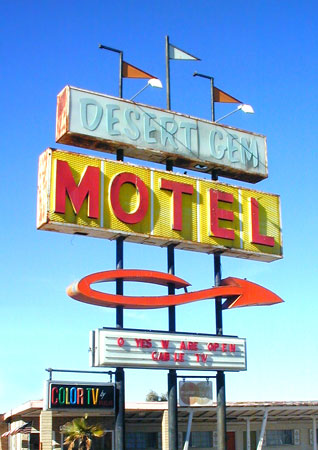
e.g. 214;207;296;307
61;416;105;450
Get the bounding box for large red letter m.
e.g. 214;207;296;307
55;160;100;218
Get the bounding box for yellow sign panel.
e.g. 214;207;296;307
37;148;282;262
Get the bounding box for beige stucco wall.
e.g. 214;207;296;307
40;411;52;450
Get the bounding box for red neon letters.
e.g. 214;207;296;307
115;334;238;367
210;189;235;240
55;160;100;218
250;197;275;247
110;172;149;224
54;161;275;248
160;178;194;231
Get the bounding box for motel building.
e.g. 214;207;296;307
1;396;318;450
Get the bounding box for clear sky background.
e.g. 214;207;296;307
1;0;318;413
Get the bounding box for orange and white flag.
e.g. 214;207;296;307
122;61;156;79
213;87;241;103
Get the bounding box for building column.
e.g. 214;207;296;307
40;410;53;450
313;416;317;450
162;410;169;450
246;418;251;450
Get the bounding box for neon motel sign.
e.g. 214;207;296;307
37;148;282;262
56;86;267;183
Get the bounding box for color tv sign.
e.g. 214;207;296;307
37;148;282;261
45;382;115;410
56;86;267;183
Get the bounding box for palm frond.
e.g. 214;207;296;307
62;416;105;450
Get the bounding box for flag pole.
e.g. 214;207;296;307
119;51;123;98
165;35;171;110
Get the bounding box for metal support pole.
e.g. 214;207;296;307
168;241;178;450
216;368;226;450
115;148;125;450
168;370;178;450
213;168;226;450
166;157;178;450
115;368;125;450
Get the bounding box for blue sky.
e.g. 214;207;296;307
1;0;318;412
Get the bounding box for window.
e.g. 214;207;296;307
266;430;294;446
182;431;213;448
126;432;160;449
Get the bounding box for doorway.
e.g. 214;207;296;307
227;431;235;450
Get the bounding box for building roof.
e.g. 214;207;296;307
2;400;318;425
124;401;318;425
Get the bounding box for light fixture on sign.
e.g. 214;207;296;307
194;163;208;170
130;78;163;101
215;104;254;123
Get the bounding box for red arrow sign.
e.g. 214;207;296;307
66;269;283;310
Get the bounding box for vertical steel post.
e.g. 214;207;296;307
166;158;178;450
165;35;176;445
214;250;226;450
115;149;125;450
98;44;125;450
212;165;226;450
115;367;125;450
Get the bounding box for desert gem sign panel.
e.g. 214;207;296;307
56;86;267;183
37;148;282;261
90;329;247;371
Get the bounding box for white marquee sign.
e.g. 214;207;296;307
90;328;247;371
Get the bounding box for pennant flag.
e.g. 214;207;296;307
168;43;200;61
122;61;156;79
213;86;241;103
